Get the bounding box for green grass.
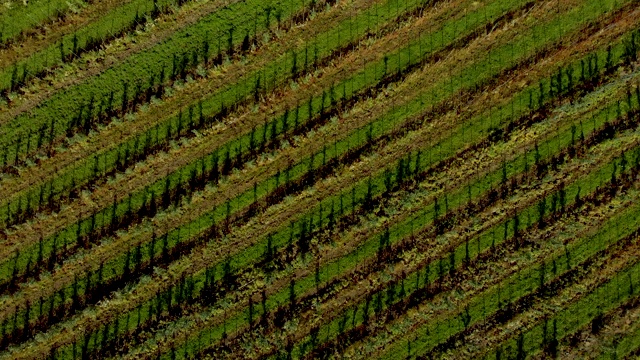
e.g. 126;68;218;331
0;0;197;92
0;0;88;45
0;0;443;232
0;0;639;359
274;62;640;357
485;237;640;360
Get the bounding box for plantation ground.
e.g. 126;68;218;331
0;0;639;359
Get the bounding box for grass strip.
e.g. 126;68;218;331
0;0;87;46
484;247;640;360
0;0;206;95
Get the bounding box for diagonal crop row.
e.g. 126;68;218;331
144;29;640;360
372;155;637;360
200;123;640;359
0;0;487;233
552;286;640;360
0;2;596;358
0;0;211;98
196;111;631;359
0;0;132;69
276;67;640;358
350;175;640;360
0;0;544;346
0;0;632;356
0;0;369;216
313;188;640;360
0;0;448;232
2;1;628;354
0;0;486;293
0;0;427;171
585;300;640;360
0;0;540;352
414;171;640;359
0;0;93;48
476;231;640;360
3;0;638;359
0;0;544;304
0;0;325;151
0;0;250;127
258;84;640;360
0;0;320;159
123;60;602;360
0;0;416;256
158;11;640;358
5;0;628;278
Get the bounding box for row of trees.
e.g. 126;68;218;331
2;0;328;173
0;0;471;232
190;43;640;359
6;1;169;97
0;40;624;358
163;21;640;360
0;0;385;237
301;77;640;360
80;21;640;360
7;13;636;360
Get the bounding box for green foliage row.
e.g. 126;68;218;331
5;0;544;354
388;173;640;360
2;0;636;356
0;0;440;292
0;0;314;162
0;0;433;231
0;0;87;46
3;0;195;93
291;87;640;359
485;215;640;360
164;19;640;360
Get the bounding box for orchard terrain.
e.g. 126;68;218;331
0;0;640;359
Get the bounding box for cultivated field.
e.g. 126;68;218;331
0;0;639;358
